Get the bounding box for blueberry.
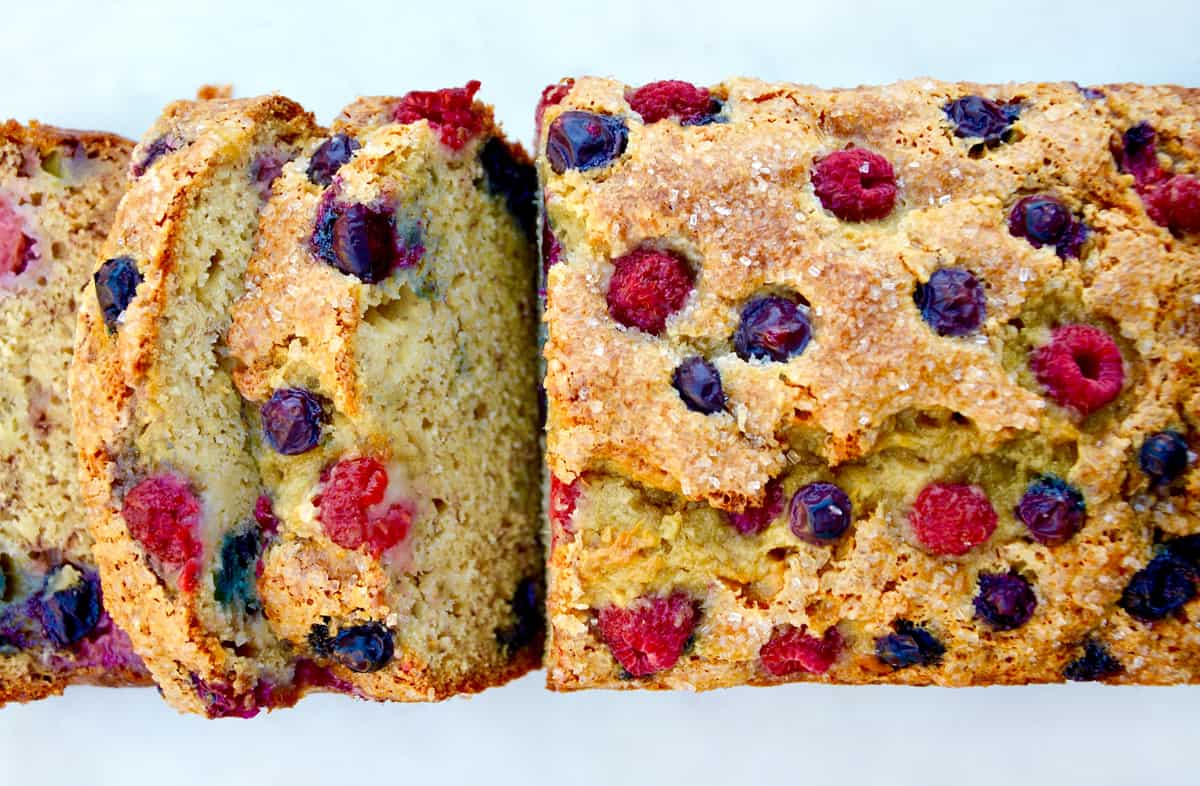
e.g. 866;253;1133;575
213;528;262;615
480;137;538;236
1063;638;1124;682
734;295;812;362
261;388;324;455
789;482;852;543
943;96;1019;144
915;268;986;337
495;577;544;653
1118;551;1197;622
307;134;360;187
973;571;1037;630
1008;195;1088;258
1163;533;1200;565
131;135;182;177
1139;430;1190;484
875;619;945;669
545;111;628;174
0;554;8;601
310;621;394;673
672;357;726;414
310;200;398;283
36;565;102;648
1016;475;1086;545
250;152;287;199
94;256;142;332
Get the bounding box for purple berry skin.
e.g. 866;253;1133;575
94;256;142;332
36;565;102;648
672;357;726;415
915;268;986;337
1118;551;1197;622
875;619;945;669
311;200;398;284
734;296;812;362
307;134;360;187
1064;639;1123;681
1139;430;1190;484
261;388;324;456
310;621;394;673
131;134;182;177
789;482;852;544
545;111;628;174
973;571;1037;630
944;96;1019;144
250;152;288;199
1008;195;1089;259
1016;475;1086;546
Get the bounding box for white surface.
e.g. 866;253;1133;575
2;1;1199;784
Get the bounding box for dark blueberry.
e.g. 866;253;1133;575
1139;430;1190;484
131;135;182;177
1118;122;1163;185
480;137;538;237
973;571;1037;630
1008;195;1088;259
36;565;102;648
733;295;812;362
261;388;324;455
875;619;945;669
1076;84;1106;101
307;134;360;187
94;256;142;332
944;96;1019;145
1163;533;1200;565
545;111;628;175
213;528;262;615
1064;638;1124;681
1016;475;1086;545
310;621;394;673
1118;551;1197;622
671;357;726;415
789;482;852;544
915;268;986;337
495;577;544;653
310;200;398;283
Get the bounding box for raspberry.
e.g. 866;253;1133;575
759;625;843;676
261;388;325;455
93;256;143;333
392;81;484;151
315;457;413;557
535;79;574;139
542;219;563;275
1016;475;1086;545
789;482;853;544
909;482;997;556
253;494;280;535
121;474;203;591
307;134;360;187
973;571;1037;630
545;111;628;174
1142;174;1200;235
811;148;897;222
1030;324;1124;415
605;248;693;334
596;592;697;677
915;268;986;336
726;478;784;535
671;356;725;414
1063;638;1124;681
549;475;581;545
733;295;812;362
628;80;714;124
0;194;36;278
1007;195;1088;259
943;96;1020;144
1139;430;1191;484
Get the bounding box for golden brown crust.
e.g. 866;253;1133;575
541;77;1200;690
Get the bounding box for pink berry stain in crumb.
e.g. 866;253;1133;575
393;81;484;151
54;612;148;676
726;478;784;535
597;592;697;677
315;457;415;559
121;474;204;592
0;193;38;279
549;475;581;547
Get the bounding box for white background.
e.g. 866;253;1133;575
3;1;1200;784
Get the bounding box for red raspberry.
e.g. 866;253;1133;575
811;148;898;222
628;80;712;124
542;217;563;275
597;591;697;677
549;475;581;546
121;474;203;591
909;482;997;556
535;79;574;138
606;248;694;334
393;81;483;151
1142;174;1200;235
726;478;784;535
759;625;843;676
1031;324;1124;416
253;494;280;535
315;457;413;557
0;194;36;277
